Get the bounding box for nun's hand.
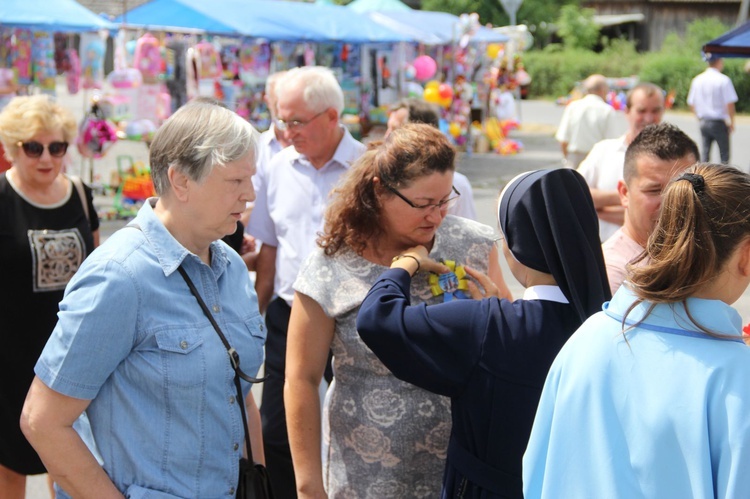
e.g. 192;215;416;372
465;266;503;300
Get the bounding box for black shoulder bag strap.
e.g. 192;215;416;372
177;265;267;466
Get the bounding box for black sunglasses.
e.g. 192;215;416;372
17;141;69;158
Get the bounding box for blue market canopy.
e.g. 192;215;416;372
0;0;115;32
703;20;750;58
366;9;509;45
118;0;411;43
116;0;239;34
347;0;411;13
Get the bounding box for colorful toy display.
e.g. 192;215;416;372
13;29;32;86
65;48;81;94
133;33;163;84
77;104;118;159
80;32;105;90
31;32;56;92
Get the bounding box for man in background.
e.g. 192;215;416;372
602;122;699;294
556;74;619;168
247;66;366;498
688;54;738;164
578;83;665;241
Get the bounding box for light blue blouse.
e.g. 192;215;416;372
36;200;266;498
524;286;750;499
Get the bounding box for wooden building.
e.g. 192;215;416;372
584;0;743;51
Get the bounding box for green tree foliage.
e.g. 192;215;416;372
556;4;599;50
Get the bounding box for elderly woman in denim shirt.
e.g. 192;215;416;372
21;99;266;498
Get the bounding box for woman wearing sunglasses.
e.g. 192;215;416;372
0;95;98;498
285;124;511;498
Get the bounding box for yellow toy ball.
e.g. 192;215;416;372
486;43;503;60
425;80;441;90
448;122;462;138
424;86;441;104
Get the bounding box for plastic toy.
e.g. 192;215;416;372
14;29;32;85
65;48;81;94
134;33;163;84
80;34;105;89
77;104;118;159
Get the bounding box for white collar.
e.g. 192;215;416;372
523;285;569;303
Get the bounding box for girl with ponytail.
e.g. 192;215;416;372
524;163;750;498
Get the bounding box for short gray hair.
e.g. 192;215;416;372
265;70;287;95
276;66;344;115
150;99;258;195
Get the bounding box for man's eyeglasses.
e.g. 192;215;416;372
384;184;461;211
276;110;327;132
17;141;69;158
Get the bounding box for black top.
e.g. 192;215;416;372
0;172;97;473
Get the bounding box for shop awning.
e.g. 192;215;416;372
592;13;645;28
348;0;412;13
117;0;411;43
0;0;115;32
367;9;509;45
703;20;750;58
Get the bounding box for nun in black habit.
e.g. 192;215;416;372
355;168;611;499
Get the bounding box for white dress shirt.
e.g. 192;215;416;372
248;127;366;305
577;135;628;241
555;94;619;154
687;67;738;121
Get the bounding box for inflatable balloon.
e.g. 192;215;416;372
423;86;440;104
486;43;502;60
439;95;453;108
448;122;462;138
413;55;437;81
406;82;423;98
404;64;416;81
425;80;440;90
438;83;453;100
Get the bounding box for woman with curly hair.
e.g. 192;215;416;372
284;123;510;498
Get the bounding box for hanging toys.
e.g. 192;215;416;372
77;102;118;159
14;29;33;86
133;33;164;84
80;32;105;90
429;261;470;302
65;49;81;94
195;40;222;80
31;32;56;92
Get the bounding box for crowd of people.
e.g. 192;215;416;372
1;63;749;499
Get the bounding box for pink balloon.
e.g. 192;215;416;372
413;55;437;81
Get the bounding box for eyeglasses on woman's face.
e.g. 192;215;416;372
275;110;327;132
17;140;69;158
384;184;461;212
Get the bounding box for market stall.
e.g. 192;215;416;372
703;20;750;58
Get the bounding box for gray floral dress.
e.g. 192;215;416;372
294;215;497;499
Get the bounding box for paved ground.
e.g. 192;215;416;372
25;91;750;497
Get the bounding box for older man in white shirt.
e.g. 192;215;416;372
556;74;619;168
247;66;366;499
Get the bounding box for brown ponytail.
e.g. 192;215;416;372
624;163;750;337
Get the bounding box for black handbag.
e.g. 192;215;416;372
178;266;275;499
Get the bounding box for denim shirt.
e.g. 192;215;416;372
36;199;266;499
